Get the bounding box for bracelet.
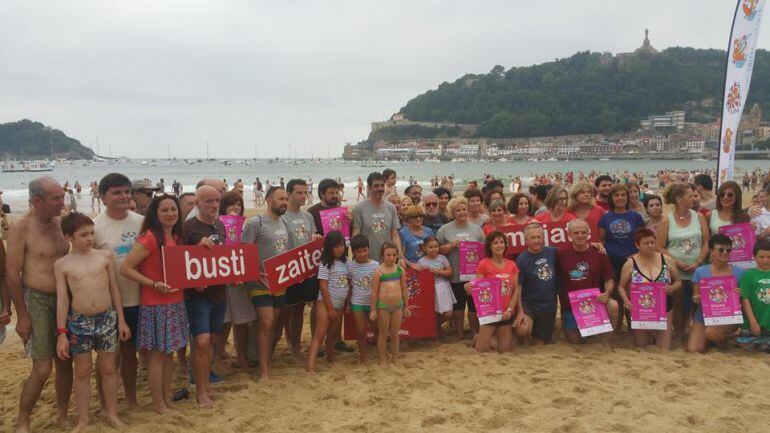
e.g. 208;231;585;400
56;328;68;336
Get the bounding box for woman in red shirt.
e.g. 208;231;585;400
535;187;576;250
482;199;513;236
466;231;520;353
568;181;605;243
121;194;188;415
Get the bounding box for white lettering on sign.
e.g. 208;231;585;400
185;249;246;281
275;248;322;284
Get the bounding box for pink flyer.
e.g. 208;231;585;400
320;207;350;241
459;241;484;281
630;282;667;330
699;275;743;326
718;223;755;263
567;288;613;337
470;278;502;325
219;215;245;246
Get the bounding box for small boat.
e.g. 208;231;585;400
1;160;55;172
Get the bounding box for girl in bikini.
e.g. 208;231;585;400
369;241;411;364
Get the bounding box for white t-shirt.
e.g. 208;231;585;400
94;211;144;307
753;207;770;238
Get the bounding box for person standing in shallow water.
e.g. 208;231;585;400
7;176;73;433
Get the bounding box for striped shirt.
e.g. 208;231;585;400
348;260;379;306
317;260;350;306
418;255;452;290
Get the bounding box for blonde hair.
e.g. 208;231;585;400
544;187;568;211
447;196;468;219
663;182;692;206
568;181;594;211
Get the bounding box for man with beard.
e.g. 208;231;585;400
7;177;73;432
242;186;290;380
278;179;321;359
594;175;613;211
352;172;403;262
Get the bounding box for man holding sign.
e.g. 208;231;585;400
556;219;619;344
281;179;320;359
241;186;290;381
183;185;226;408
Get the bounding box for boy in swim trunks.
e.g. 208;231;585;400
54;212;130;432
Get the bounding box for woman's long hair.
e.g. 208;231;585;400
321;231;347;268
140;194;184;250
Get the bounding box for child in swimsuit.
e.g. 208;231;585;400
54;213;130;431
347;235;379;363
370;241;410;364
306;231;349;372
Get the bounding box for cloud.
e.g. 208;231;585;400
0;0;752;158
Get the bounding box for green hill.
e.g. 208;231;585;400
0;119;94;159
371;47;770;140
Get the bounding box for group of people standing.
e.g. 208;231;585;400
2;166;770;432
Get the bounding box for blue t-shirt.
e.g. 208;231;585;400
515;246;559;312
599;210;644;259
399;226;435;264
692;264;745;285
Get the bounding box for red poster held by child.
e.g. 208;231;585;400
263;238;324;294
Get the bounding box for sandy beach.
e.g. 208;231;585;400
2;317;770;433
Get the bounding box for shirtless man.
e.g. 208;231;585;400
7;176;73;432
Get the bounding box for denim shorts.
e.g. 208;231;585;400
185;298;226;336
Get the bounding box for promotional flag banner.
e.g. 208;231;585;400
717;0;766;186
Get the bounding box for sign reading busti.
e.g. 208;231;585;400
163;244;260;289
263;237;324;294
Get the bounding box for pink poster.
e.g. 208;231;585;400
219;215;245;246
459;241;484;281
718;223;755;263
469;278;502;325
699;275;744;326
630;282;667;330
567;288;613;337
320;207;350;241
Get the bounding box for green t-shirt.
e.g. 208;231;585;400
739;268;770;330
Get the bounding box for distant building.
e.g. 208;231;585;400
640;111;685;132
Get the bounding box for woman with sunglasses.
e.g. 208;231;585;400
399;205;435;270
708;181;749;235
686;234;745;353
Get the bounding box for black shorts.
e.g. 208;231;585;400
523;304;556;344
300;276;320;304
451;282;476;313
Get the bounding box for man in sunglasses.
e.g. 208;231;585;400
422;193;447;233
130;179;160;216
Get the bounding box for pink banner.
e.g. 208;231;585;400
459;241;484;281
320;207;350;241
219;215;246;246
567;288;613;337
718;223;755;263
469;278;502;325
630;282;667;330
699;275;743;326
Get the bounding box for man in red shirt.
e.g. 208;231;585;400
594;175;613;211
556;219;619;344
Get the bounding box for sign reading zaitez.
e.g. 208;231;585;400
162;244;260;289
263;237;324;294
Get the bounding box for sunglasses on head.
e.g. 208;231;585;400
715;247;733;253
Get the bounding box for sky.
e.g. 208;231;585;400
0;0;763;159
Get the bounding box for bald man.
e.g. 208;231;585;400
186;179;227;221
183;186;226;409
7;177;73;432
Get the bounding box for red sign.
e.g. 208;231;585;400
263;237;324;294
343;268;436;340
162;244;260;289
499;219;572;254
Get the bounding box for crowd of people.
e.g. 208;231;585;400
1;166;770;432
